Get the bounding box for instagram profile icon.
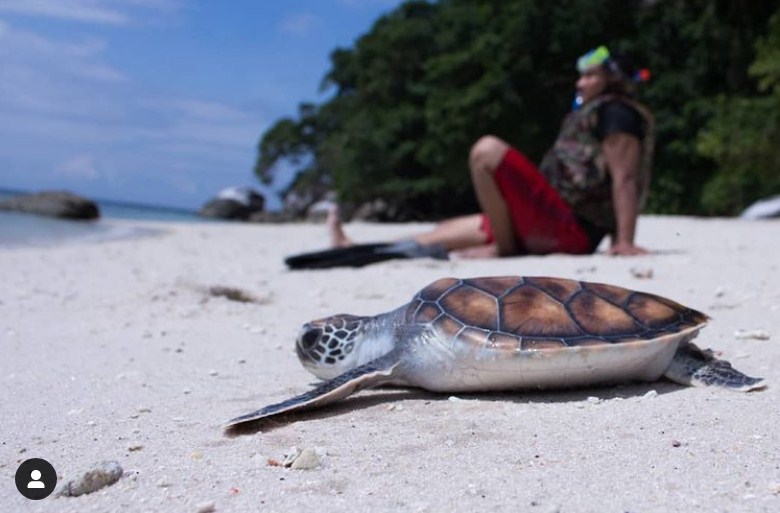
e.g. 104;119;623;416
15;458;57;500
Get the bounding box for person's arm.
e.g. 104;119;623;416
601;132;649;256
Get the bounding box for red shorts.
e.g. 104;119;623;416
480;147;597;254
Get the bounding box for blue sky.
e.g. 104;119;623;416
0;0;405;210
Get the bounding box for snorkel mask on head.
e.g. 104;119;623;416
577;45;611;73
572;46;650;110
577;45;651;81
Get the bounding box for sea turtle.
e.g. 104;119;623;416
227;276;765;426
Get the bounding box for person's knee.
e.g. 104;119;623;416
469;135;508;175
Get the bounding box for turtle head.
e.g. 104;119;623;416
296;314;368;379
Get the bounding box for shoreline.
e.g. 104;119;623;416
1;215;778;512
0;211;168;249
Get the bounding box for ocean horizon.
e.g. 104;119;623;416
0;189;206;248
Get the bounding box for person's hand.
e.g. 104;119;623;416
608;241;649;256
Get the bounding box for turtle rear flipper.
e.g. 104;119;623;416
664;342;766;392
226;351;402;427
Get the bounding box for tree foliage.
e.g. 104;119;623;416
255;0;780;219
696;10;780;215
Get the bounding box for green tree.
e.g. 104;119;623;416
629;0;778;214
255;0;779;219
696;10;780;214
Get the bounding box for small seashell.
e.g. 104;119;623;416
281;447;323;470
290;448;321;470
58;461;123;497
734;329;770;340
195;500;216;513
282;447;302;467
642;389;658;399
630;267;654;279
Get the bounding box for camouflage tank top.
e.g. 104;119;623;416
539;94;654;232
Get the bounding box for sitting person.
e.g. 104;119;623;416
330;46;654;259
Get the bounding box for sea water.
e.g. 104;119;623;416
0;191;204;248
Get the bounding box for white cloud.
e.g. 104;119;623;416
0;15;265;149
139;97;253;124
0;13;266;208
280;12;321;36
55;154;100;179
132;96;264;152
0;0;181;25
337;0;399;8
0;22;126;122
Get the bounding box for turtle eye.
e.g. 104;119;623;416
300;329;320;350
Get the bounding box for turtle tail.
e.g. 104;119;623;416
664;342;766;392
226;350;403;427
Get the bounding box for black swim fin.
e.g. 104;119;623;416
284;240;448;270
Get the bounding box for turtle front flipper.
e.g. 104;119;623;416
664;342;766;392
226;350;402;427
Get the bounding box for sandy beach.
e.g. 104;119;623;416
1;215;778;512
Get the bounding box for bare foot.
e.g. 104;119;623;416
327;205;353;248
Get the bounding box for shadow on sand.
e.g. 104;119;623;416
224;380;684;436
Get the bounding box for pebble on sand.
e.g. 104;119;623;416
195;500;216;513
290;448;322;470
282;447;322;470
58;460;123;497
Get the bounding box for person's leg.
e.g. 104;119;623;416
329;201;486;252
492;148;593;254
413;214;488;251
327;205;353;248
469;136;519;256
471;136;594;255
328;137;592;257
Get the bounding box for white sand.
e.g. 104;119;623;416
1;215;779;512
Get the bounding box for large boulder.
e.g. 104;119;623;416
741;195;780;219
199;186;265;220
0;190;99;220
